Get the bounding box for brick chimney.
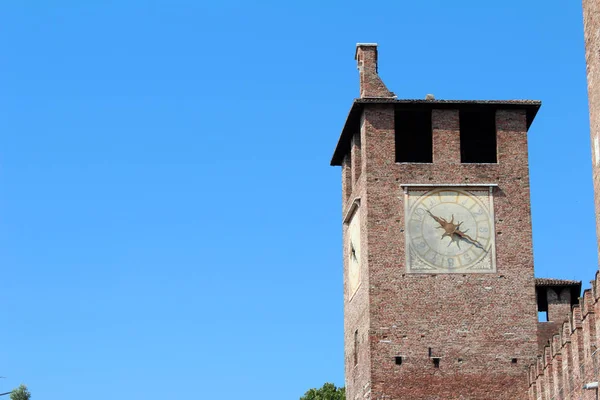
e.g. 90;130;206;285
355;43;395;98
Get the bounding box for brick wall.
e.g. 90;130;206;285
337;44;539;400
358;106;537;400
583;0;600;264
528;273;600;400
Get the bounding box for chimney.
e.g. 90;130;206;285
355;43;395;98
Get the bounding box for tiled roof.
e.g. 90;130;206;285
535;278;582;287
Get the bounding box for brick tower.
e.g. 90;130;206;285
583;0;600;263
331;44;541;399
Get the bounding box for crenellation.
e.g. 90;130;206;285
552;334;562;357
527;290;600;398
581;289;595;317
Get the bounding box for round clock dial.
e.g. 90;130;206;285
406;188;494;271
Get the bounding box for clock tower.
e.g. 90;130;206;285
331;44;540;400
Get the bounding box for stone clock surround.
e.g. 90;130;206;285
403;185;497;274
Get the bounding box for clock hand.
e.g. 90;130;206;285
426;210;459;240
454;229;486;251
425;210;447;228
426;210;486;251
350;244;358;261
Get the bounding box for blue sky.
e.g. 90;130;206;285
0;1;594;399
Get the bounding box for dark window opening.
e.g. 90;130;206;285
432;357;440;368
460;109;497;163
395;109;433;163
395;356;403;366
512;358;518;364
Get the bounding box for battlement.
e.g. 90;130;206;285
528;271;600;399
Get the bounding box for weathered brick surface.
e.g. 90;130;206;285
527;289;600;400
363;107;537;400
355;45;394;99
583;0;600;265
337;45;540;399
538;322;563;353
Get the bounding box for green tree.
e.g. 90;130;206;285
300;382;345;400
9;385;31;400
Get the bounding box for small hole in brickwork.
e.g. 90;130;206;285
497;231;503;235
512;358;518;364
458;358;463;363
395;356;403;365
432;358;440;368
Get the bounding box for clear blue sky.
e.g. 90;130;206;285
0;1;594;399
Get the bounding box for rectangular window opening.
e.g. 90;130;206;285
395;109;433;163
432;357;440;368
459;109;497;163
395;356;403;366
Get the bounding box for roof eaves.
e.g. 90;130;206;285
330;100;362;166
535;278;582;287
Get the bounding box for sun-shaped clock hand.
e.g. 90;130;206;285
425;210;459;239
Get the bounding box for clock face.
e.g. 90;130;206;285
405;187;496;273
347;208;361;297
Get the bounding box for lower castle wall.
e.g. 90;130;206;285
528;272;600;400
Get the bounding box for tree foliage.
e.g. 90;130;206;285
300;382;345;400
10;385;31;400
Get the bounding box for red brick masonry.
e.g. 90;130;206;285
527;273;600;400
